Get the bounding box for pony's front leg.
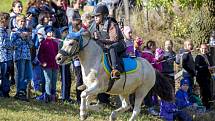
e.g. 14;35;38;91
110;95;131;121
80;82;101;120
86;94;103;111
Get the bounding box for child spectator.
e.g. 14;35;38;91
134;37;143;57
59;26;73;102
176;78;192;109
141;40;156;64
160;97;192;121
11;15;33;101
9;0;23;31
142;40;159;116
0;12;12;98
32;12;52;99
162;40;176;92
176;40;195;95
50;0;68;38
123;26;135;57
26;0;43;29
66;10;85;104
195;43;212;109
8;0;23;86
38;25;59;102
154;48;165;72
81;12;93;30
189;84;204;107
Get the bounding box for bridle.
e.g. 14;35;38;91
58;36;90;57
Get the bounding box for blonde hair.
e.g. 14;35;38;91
16;14;26;22
81;12;93;23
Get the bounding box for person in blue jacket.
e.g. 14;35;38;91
176;78;192;109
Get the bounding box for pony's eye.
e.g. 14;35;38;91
69;43;73;46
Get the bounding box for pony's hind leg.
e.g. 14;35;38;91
109;95;131;121
129;85;150;121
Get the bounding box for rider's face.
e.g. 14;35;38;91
94;14;103;25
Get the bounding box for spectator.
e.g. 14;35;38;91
9;0;23;31
0;12;13;98
154;48;164;72
195;43;212;109
33;12;52;99
11;15;33;101
66;9;84;104
59;26;73;102
160;99;192;121
176;40;195;95
189;84;204;107
162;40;176;92
142;40;159;116
38;25;59;102
8;0;23;86
123;26;135;57
26;0;42;29
50;0;68;38
175;78;192;109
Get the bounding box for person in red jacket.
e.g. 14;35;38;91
38;25;59;102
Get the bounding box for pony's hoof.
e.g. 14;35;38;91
109;112;116;121
80;114;87;121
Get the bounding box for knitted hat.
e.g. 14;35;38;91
60;26;68;33
44;25;54;34
155;48;164;60
180;78;189;86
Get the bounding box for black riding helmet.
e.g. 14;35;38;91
93;4;109;17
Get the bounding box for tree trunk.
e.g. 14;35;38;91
123;0;130;25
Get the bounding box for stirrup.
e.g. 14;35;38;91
111;70;120;80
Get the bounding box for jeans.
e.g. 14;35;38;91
32;64;45;91
15;59;33;93
0;61;10;95
74;65;83;102
43;68;58;95
60;64;72;100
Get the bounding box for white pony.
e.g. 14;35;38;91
55;24;173;121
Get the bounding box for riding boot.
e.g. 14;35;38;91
110;48;120;79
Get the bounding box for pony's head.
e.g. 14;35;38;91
56;31;92;65
56;38;80;65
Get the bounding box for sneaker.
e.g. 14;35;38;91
36;93;45;101
77;84;86;91
44;93;51;103
111;69;120;79
147;107;159;116
14;90;29;102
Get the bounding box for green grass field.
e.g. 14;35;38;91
0;0;27;13
0;83;162;121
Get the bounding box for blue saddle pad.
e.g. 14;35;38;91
103;54;138;74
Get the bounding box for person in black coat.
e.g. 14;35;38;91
195;43;212;109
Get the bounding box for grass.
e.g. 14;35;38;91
0;79;162;121
0;0;27;13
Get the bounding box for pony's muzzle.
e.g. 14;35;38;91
55;54;64;64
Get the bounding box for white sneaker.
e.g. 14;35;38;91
148;107;159;116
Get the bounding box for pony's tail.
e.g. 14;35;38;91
152;70;173;101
